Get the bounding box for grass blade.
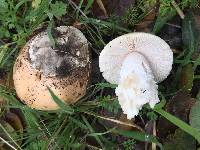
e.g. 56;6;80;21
95;82;117;89
180;11;200;66
48;87;74;114
47;20;55;49
82;115;104;149
113;129;163;150
84;0;94;14
88;127;116;137
154;108;200;143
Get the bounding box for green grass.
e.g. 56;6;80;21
0;0;200;149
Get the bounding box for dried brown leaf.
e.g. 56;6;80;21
157;91;196;139
179;63;194;91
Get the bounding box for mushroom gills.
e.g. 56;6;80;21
115;52;159;119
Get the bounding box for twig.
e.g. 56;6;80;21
39;118;61;149
139;115;145;126
96;0;108;17
166;23;181;29
83;111;144;131
171;0;185;19
0;136;17;150
87;144;103;150
67;0;88;18
0;39;6;44
152;121;156;150
0;124;23;150
40;119;52;136
0;42;17;48
47;118;67;149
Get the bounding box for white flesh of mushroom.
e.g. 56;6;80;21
115;53;159;119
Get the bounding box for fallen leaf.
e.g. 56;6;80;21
153;9;176;34
166;91;195;122
192;8;200;53
145;120;154;135
182;11;200;59
135;7;157;32
74;0;136;17
118;113;143;132
96;0;108;17
153;1;197;34
158;16;182;49
157;91;196;139
32;0;41;9
108;0;135;16
179;63;194;91
3;111;23;133
191;80;200;99
0;120;18;149
93;0;137;19
193;9;200;31
189;101;200;131
2;111;23;145
163;129;196;150
73;20;85;30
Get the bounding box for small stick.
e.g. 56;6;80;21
166;23;181;28
67;0;88;18
171;0;185;19
152;121;157;150
96;0;108;17
83;111;144;131
0;136;17;150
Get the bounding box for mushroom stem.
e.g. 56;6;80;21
115;52;159;119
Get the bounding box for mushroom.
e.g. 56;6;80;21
13;26;90;110
99;32;173;119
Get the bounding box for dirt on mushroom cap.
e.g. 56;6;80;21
29;26;89;77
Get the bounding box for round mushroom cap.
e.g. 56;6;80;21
13;26;90;110
99;32;173;84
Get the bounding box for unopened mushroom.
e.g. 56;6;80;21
99;33;173;119
13;26;90;110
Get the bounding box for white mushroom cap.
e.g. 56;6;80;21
99;32;173;84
